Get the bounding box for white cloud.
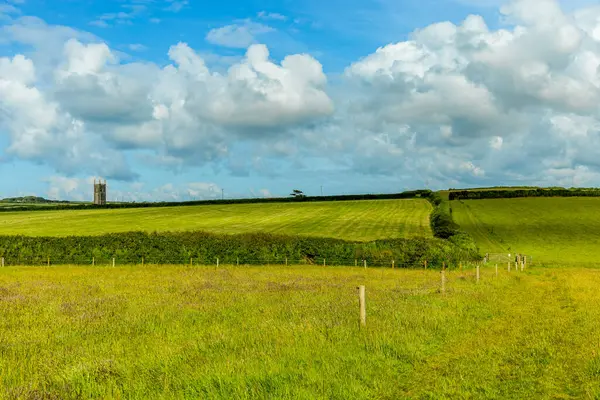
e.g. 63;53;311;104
128;43;147;52
257;11;287;21
2;0;600;190
339;0;600;185
165;0;188;13
490;136;503;150
206;20;275;48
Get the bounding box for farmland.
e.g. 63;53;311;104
0;199;432;241
1;264;600;399
452;197;600;265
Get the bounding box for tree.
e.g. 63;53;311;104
290;189;305;198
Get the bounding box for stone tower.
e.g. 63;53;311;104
93;179;107;205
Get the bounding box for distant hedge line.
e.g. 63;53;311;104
0;190;434;213
449;188;600;200
0;231;479;268
424;192;480;255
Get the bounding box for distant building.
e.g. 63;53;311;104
93;179;107;205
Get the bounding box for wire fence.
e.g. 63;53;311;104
0;256;535;269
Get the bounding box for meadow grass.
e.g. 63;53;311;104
452;197;600;265
0;199;431;241
1;264;600;399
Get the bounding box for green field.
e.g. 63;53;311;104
1;265;599;399
0;199;432;241
452;197;600;265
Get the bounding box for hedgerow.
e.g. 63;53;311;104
423;192;480;258
0;190;434;213
0;231;479;268
448;188;600;200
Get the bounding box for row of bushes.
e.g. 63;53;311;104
0;190;434;213
0;231;480;268
424;192;480;256
449;188;600;200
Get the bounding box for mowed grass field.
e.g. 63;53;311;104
0;199;432;241
452;197;600;265
2;265;600;398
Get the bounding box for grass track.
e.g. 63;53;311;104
452;197;600;265
1;265;600;398
0;199;432;241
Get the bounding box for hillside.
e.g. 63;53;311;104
452;197;600;265
0;196;66;204
0;198;433;241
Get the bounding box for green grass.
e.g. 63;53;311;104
0;199;432;241
1;264;600;399
452;197;600;265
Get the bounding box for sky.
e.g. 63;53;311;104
0;0;599;202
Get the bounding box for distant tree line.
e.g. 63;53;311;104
0;190;434;213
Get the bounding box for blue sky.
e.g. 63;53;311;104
0;0;599;201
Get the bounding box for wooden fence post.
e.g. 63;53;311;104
217;258;220;268
476;264;480;283
508;261;511;272
392;260;395;269
441;265;446;294
323;258;326;267
1;257;4;267
355;259;357;267
92;257;95;266
424;260;428;269
357;285;366;328
112;258;115;267
142;257;144;267
364;260;367;269
285;257;288;266
47;257;50;267
495;264;498;277
237;257;240;266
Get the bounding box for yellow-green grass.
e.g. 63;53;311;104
0;199;432;241
452;197;600;265
1;265;600;399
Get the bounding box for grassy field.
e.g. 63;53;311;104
0;199;432;241
1;264;600;398
452;197;600;265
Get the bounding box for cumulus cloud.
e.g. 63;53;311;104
206;20;275;48
0;21;333;181
2;0;600;190
340;0;600;185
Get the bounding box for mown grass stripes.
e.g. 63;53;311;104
0;199;432;241
452;197;600;265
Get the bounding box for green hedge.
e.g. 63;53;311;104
423;192;480;258
0;190;434;213
0;231;479;268
448;188;600;200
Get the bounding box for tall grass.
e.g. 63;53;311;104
1;265;599;399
